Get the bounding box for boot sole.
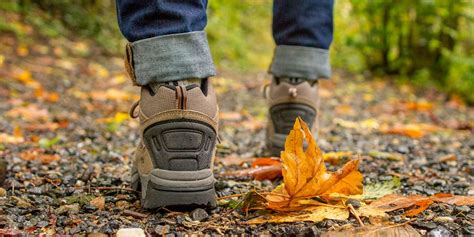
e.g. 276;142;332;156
132;119;217;208
132;168;216;208
268;103;316;156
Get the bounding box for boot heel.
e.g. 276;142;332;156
138;119;217;208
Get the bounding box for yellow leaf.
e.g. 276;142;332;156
380;123;441;138
357;205;388;218
266;117;363;210
323;151;353;165
15;70;41;89
246;206;349;224
334;118;379;130
17;45;29;56
88;63;109;78
0;133;25;144
6;104;49;122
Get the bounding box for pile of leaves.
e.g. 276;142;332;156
228;118;474;235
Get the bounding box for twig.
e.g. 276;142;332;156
123;209;148;219
347;204;364;227
92;186;138;193
217;193;245;200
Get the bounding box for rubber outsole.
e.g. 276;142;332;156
142;182;216;208
143;119;216;171
268;103;315;156
270;103;316;135
132;119;217;209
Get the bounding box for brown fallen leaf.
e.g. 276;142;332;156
24;122;62;131
0;133;25;144
322;223;421;237
431;193;474;205
365;194;431;214
266;117;363;210
335;104;355;115
404;198;434;216
6;104;49;122
246;206;349;224
19;149;60;164
436;154;456;163
90;88;138;102
90;196;105;210
334;118;380;130
361;193;474;217
222;165;282;181
380;123;441;138
214;156;255;166
368;151;404;161
219;111;242;121
251;157;281;168
395;101;434;112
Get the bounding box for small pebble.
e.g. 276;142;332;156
427;226;451;237
155;225;170;234
432;179;446;186
0;187;6;196
36;220;49;228
190;208;209;221
433;216;454;223
453;205;470;214
117;228;145;237
414;222;437;230
346;199;361;208
28;187;43;195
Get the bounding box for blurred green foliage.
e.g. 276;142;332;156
332;0;474;103
0;0;122;54
0;0;472;103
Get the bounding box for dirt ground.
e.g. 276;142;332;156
0;34;473;236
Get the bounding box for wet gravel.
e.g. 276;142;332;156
0;37;473;235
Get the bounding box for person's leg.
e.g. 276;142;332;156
117;0;219;208
270;0;333;79
266;0;334;155
117;0;215;85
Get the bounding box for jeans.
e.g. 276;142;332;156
117;0;334;86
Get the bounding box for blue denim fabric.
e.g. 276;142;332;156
116;0;208;42
273;0;334;49
116;0;334;83
116;0;333;48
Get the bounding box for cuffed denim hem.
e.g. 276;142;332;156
269;45;331;80
126;31;215;86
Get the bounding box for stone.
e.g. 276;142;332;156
36;221;49;228
427;226;451;237
116;228;146;237
414;222;437;230
433;216;454;223
453;205;470;214
0;187;6;197
190;208;209;221
55;203;80;215
346;199;361;208
155;225;170;234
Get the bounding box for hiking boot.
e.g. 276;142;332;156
129;78;219;208
265;77;319;156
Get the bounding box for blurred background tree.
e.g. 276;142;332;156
0;0;472;103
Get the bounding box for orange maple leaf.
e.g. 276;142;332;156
266;117;363;210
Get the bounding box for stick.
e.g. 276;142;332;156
123;209;148;219
348;203;364;227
